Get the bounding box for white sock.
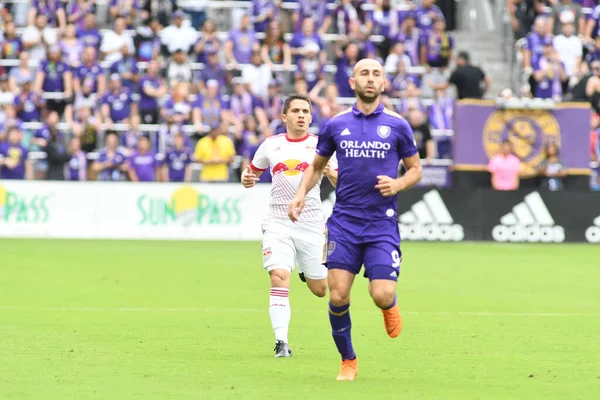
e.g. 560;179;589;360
269;287;290;343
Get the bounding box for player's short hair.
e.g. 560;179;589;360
282;94;312;115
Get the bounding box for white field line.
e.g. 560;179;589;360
0;306;596;317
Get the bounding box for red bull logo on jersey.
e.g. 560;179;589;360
272;159;310;176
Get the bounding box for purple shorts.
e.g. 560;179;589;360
325;216;402;282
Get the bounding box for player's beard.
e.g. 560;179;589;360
355;83;382;104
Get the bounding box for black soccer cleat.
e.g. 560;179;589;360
298;272;306;282
274;340;292;358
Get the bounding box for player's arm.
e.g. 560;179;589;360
323;162;338;187
241;142;268;188
376;153;422;196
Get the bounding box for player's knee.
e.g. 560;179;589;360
308;280;327;297
269;269;290;288
371;288;396;309
329;289;350;306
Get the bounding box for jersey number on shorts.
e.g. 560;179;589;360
391;250;401;268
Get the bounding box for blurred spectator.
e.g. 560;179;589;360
309;80;344;129
428;88;453;159
76;13;102;51
291;0;332;35
21;14;57;63
14;78;45;123
419;18;453;69
162;82;193;126
396;81;424;118
333;0;359;35
101;17;135;64
538;142;567;191
488;140;522;191
178;0;208;29
289;17;326;64
134;17;162;62
109;0;141;27
165;49;194;87
385;41;413;73
59;24;85;68
295;43;324;91
251;0;280;33
196;79;231;129
92;130;128;181
194;19;221;63
335;41;360;97
585;1;600;41
263;79;284;133
160;9;198;56
229;77;269;133
31;110;61;150
242;50;273;98
120;113;145;156
194;123;235;182
0;106;23;142
34;45;73;120
162;132;193;182
416;0;445;32
28;0;66;31
408;108;434;164
66;0;96;31
73;46;106;96
533;40;567;100
394;12;420;66
225;14;259;67
0;126;32;180
508;0;537;40
261;21;292;71
366;0;399;59
138;60;168;124
101;74;135;126
9;51;35;93
65;137;87;181
128;135;160;182
1;21;21;62
196;48;227;92
432;52;489;100
553;22;582;78
73;104;100;153
388;60;420;97
42;124;71;181
142;0;175;28
552;0;584;35
109;44;140;92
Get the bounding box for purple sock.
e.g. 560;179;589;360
328;302;356;361
382;294;397;310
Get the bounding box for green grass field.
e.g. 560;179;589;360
0;240;599;400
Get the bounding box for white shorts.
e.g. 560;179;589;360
261;218;328;280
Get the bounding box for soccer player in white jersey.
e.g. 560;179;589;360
241;94;332;358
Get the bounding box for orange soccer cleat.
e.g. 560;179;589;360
382;304;403;338
336;358;358;381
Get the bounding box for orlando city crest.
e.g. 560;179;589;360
377;125;391;139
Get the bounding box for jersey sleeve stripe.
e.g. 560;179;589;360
250;163;267;172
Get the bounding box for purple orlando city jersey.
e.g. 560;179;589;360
129;151;158;182
316;103;418;281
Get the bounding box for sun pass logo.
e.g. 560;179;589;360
398;190;464;241
585;215;600;243
492;191;564;243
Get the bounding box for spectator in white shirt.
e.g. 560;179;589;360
553;22;582;78
165;49;194;88
100;17;135;64
21;14;58;63
384;41;413;73
160;9;198;56
242;50;273;98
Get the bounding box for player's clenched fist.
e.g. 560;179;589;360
375;175;404;197
241;165;260;188
288;194;306;222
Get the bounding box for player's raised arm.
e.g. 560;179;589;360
242;141;268;188
288;153;330;222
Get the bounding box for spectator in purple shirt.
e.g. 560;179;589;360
66;0;96;31
251;0;280;33
415;0;445;31
34;45;73;120
196;49;228;92
109;44;140;91
161;82;193;126
73;46;106;96
419;18;454;69
195;79;232;130
92;130;129;181
224;14;260;67
59;24;85;68
333;0;360;35
0;126;32;180
229;77;270;134
289;17;327;64
162;132;192;182
334;41;360;97
291;0;332;34
194;19;221;64
394;13;420;66
295;43;325;91
77;13;102;50
31;110;61;149
128;135;160;182
365;0;398;58
65;136;87;181
28;0;66;30
138;60;168;125
13;78;45;123
1;21;22;62
120;113;145;156
101;74;136;125
533;40;567;101
110;0;141;28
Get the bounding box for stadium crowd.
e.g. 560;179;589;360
511;0;600;167
0;0;468;183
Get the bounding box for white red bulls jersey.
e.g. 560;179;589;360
250;133;325;222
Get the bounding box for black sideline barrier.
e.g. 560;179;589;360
320;181;600;244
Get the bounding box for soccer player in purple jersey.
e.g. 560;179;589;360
288;58;423;380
